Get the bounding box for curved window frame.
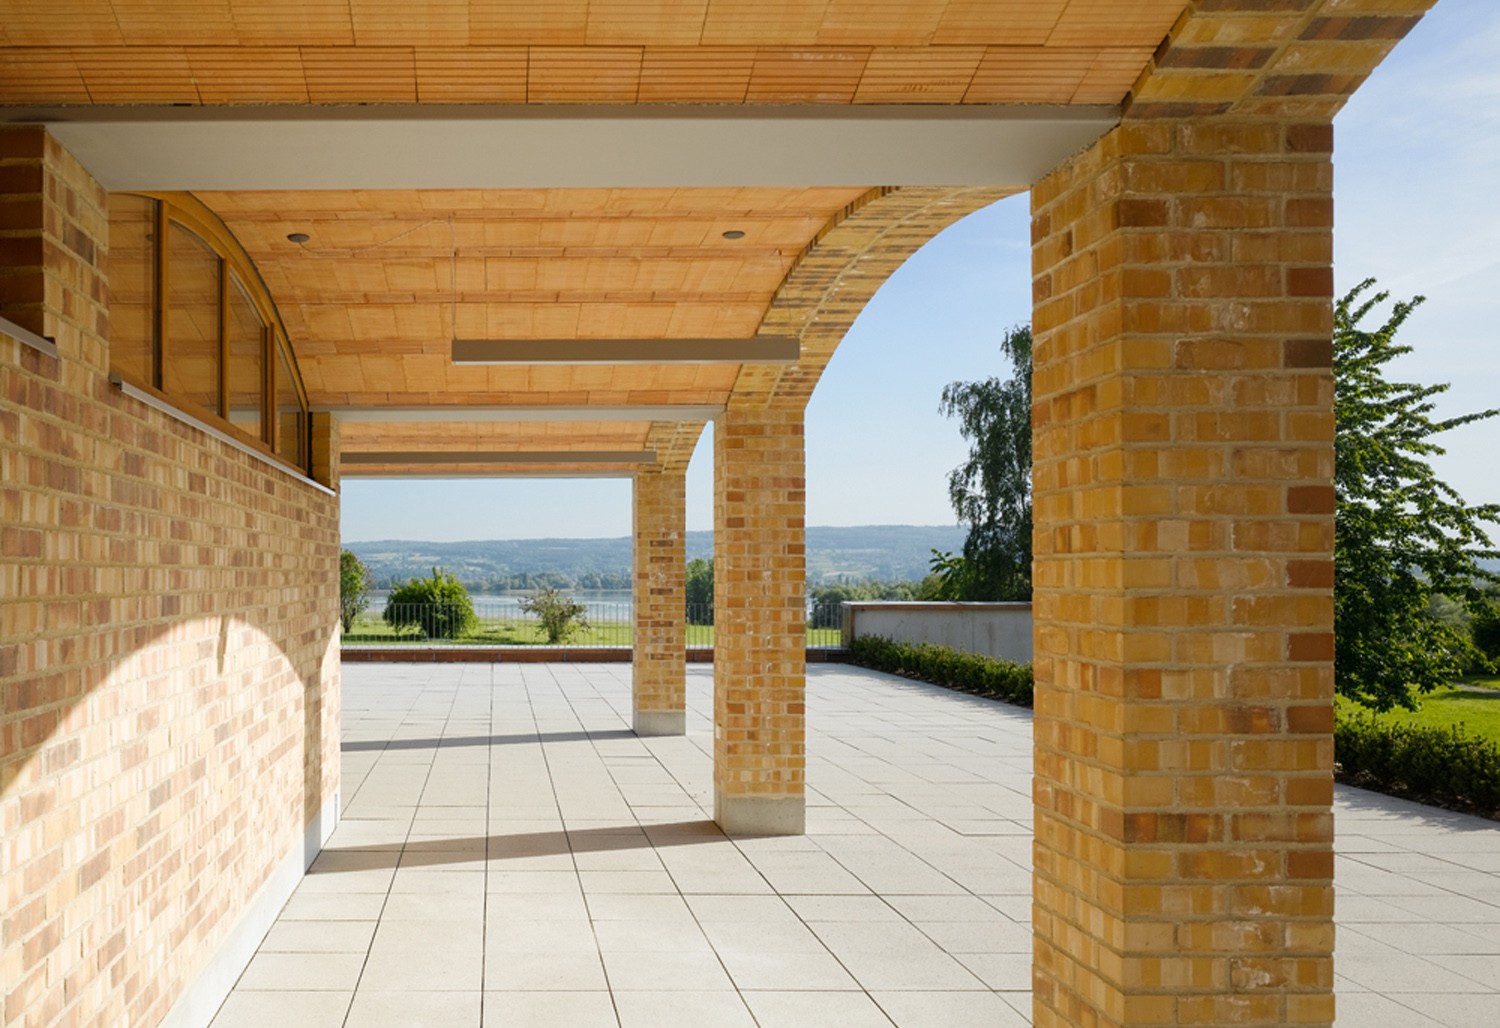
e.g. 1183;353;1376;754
107;191;311;475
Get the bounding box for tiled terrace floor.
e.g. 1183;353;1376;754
211;663;1500;1027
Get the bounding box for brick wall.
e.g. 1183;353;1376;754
1;127;341;1027
1029;117;1337;1027
712;406;806;833
632;468;686;726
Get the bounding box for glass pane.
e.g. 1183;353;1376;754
107;194;155;385
226;274;264;441
275;340;304;468
163;222;221;413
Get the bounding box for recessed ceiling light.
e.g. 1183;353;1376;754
286;232;310;244
721;230;745;240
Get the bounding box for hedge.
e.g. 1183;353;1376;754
1335;709;1500;818
848;635;1033;707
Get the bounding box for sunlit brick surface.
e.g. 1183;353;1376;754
0;127;341;1028
632;468;687;722
712;408;806;818
1028;116;1339;1026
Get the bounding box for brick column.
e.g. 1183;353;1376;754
1030;119;1336;1027
713;407;806;835
632;467;687;735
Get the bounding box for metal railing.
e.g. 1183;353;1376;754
342;596;842;649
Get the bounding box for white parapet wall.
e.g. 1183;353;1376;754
842;601;1034;664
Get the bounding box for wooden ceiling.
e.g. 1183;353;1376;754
0;1;1188;106
9;2;1210;478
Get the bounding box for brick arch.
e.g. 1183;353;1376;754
732;185;1017;410
1129;0;1441;120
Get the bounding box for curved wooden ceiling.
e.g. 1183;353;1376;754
0;1;1187;106
12;0;1414;479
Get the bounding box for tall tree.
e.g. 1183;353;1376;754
1334;280;1499;710
938;324;1033;601
339;549;373;632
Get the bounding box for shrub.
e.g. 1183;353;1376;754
339;549;373;633
520;587;590;644
848;635;1032;707
383;567;477;640
1336;708;1500;817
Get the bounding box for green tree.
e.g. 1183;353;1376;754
339;549;373;633
520;587;590;643
383;566;477;640
1334;280;1499;710
685;558;714;626
938;324;1033;601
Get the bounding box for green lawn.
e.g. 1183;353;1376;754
1338;676;1500;746
343;611;840;648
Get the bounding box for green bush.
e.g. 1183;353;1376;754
520;587;590;644
848;635;1032;707
383;567;477;640
1336;708;1500;816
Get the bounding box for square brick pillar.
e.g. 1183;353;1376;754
1030;119;1337;1027
632;467;688;736
712;407;806;835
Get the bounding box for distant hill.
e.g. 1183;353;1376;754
348;524;966;590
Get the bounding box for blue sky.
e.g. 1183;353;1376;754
342;0;1499;544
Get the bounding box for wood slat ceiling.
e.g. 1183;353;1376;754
0;1;1189;106
198;186;869;411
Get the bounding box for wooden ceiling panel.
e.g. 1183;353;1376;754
108;0;237;46
470;1;590;47
75;48;199;103
932;0;1066;46
339;420;655;452
1;1;123;46
187;48;312;103
1049;0;1186;49
816;0;947;47
526;48;644;103
227;1;355;45
964;46;1099;104
349;0;471;47
852;46;984;103
302;48;418;103
414;48;529;103
0;53;90;103
745;49;871;103
637;47;756;102
701;1;833;47
585;1;712;46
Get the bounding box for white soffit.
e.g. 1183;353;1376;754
7;104;1120;190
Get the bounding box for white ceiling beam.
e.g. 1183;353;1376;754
322;405;722;423
342;450;657;466
451;337;798;365
8;104;1119;190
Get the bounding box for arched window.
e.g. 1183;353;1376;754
106;193;310;473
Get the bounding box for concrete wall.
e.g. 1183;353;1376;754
1;128;342;1028
842;602;1034;663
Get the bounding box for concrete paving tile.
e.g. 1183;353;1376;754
258;919;378;953
482;991;618;1027
872;990;1030;1028
485;949;609;991
209;990;353;1028
236;951;367;992
611;990;756;1028
600;948;735;991
344;989;481;1027
742;990;897;1027
212;665;1500;1027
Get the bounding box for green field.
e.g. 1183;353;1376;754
1338;677;1500;746
343;611;841;648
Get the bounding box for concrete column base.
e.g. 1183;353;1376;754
714;792;805;836
633;710;686;737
